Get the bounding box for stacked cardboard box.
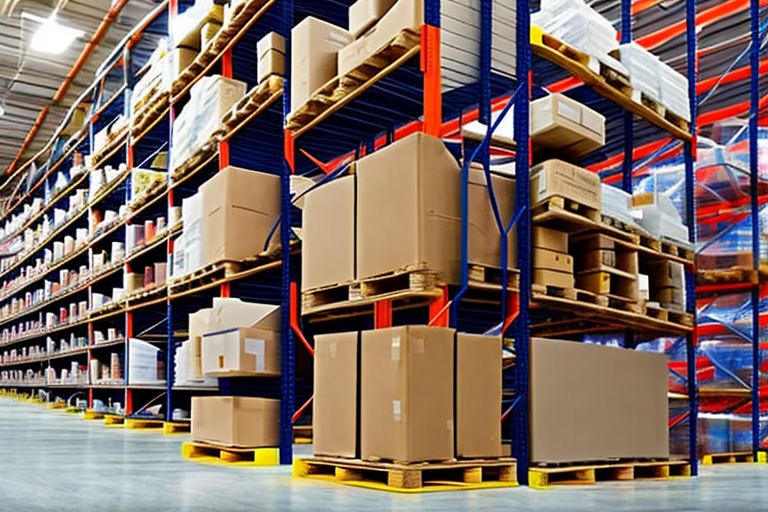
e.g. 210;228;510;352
572;233;639;301
192;396;279;448
313;326;502;462
257;32;286;83
301;133;516;293
645;260;686;310
530;159;602;212
532;226;573;288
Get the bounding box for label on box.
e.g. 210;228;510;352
391;336;400;361
557;101;581;124
244;338;266;372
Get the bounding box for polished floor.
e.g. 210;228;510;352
0;396;765;512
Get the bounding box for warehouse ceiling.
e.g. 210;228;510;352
0;0;162;199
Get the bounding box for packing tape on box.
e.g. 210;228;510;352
393;400;402;423
329;340;337;359
413;337;425;354
245;338;266;373
391;336;400;361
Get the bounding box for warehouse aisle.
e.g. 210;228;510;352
1;397;765;512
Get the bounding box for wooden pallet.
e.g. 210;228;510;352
294;425;313;444
182;442;279;466
104;414;125;426
47;402;66;410
168;255;282;297
287;29;421;133
295;457;517;493
697;268;758;287
659;239;695;262
92;129;128;167
529;460;690;490
124;418;164;430
532;283;609;308
630;90;690;133
221;76;283;132
468;265;520;291
126;285;166;307
702;452;755;465
531;27;691;141
163;422;191;435
128;181;167;213
81;409;105;420
171;140;218;182
532;196;601;231
131;90;170;139
644;304;694;326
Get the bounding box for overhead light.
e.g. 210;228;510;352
21;12;84;55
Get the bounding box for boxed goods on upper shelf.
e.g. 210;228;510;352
257;32;285;84
172;0;223;50
532;0;618;58
171;75;246;170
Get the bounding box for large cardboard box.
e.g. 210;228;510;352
291;17;352;113
531;93;605;157
356;133;462;282
191;396;279;448
349;0;398;38
468;168;516;269
361;326;454;462
533;248;573;273
533;268;574;288
530;338;669;463
456;333;502;458
200;166;281;266
301;176;355;292
201;299;281;377
313;332;359;458
530;160;601;211
338;0;423;77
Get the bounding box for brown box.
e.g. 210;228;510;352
301;176;355;292
468;168;516;269
257;32;286;83
530;160;601;210
338;0;423;77
291;17;352;113
313;332;359;458
125;273;144;294
696;251;752;271
531;93;606;157
349;0;398;38
201;301;281;377
533;268;574;288
456;333;502;458
530;338;669;463
191;396;279;448
361;326;454;462
201;21;222;49
533;248;573;273
575;271;611;294
356;133;462;283
200;166;281;266
532;226;568;253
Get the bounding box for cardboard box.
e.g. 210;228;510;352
191;396;279;448
200;166;281;266
201;21;222;49
201;300;281;377
257;32;286;83
575;271;611;294
530;160;601;211
314;332;359;458
456;333;502;458
291;17;352;113
530;338;669;463
696;251;752;271
532;226;568;253
531;93;606;157
468;169;516;269
189;308;213;341
349;0;398;38
302;176;355;292
533;248;573;273
356;133;462;282
533;268;574;288
338;0;423;77
361;326;454;462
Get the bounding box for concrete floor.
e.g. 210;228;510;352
1;397;766;512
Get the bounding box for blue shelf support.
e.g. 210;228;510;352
684;0;699;475
512;0;532;486
279;0;296;465
749;0;761;457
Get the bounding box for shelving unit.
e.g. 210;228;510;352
10;0;768;486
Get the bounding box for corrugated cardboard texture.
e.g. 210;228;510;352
532;226;568;253
530;160;601;210
357;133;462;282
456;333;502;458
302;176;355;291
200;166;281;266
531;93;605;157
291;17;352;112
349;0;398;38
530;338;669;463
361;326;454;462
201;326;281;377
314;332;359;458
468;169;516;269
191;396;280;448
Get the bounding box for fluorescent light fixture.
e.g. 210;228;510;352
21;12;84;55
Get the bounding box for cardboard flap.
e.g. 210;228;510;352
211;298;280;332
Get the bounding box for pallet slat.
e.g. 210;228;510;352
529;460;690;490
182;442;278;466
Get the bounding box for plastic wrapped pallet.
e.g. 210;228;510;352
658;61;690;121
171;75;246;170
532;0;617;57
601;184;637;228
128;339;164;385
617;43;661;102
130;44;169;118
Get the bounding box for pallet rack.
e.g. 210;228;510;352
5;0;766;485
